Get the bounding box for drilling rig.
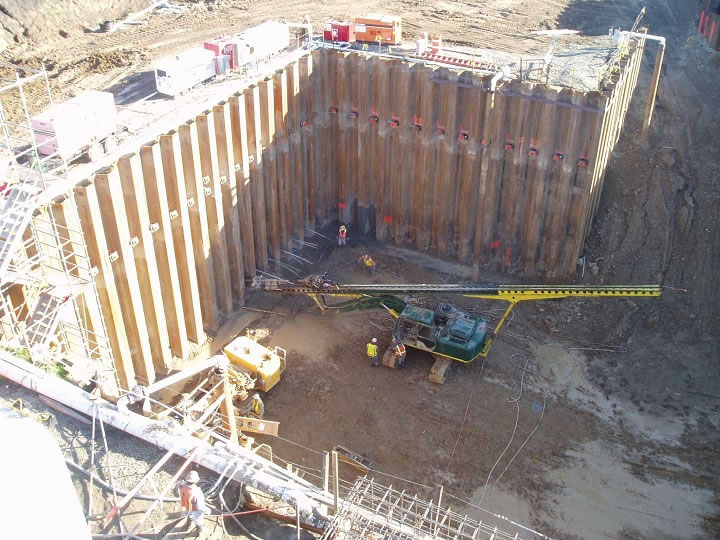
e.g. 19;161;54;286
259;276;661;383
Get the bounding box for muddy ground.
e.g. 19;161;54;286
1;0;719;538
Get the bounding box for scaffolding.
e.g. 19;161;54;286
0;62;118;397
322;477;535;540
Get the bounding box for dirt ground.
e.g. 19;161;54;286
1;0;719;538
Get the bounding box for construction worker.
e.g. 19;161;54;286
338;225;347;247
177;470;208;534
246;328;257;341
392;337;407;368
367;337;379;366
359;254;376;275
249;393;265;418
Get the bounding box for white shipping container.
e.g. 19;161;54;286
236;21;290;64
32;91;117;160
154;48;217;97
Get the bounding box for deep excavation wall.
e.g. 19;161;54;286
321;43;645;280
40;39;644;389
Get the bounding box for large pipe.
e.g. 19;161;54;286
0;351;330;528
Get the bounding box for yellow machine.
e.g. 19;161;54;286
223;336;286;392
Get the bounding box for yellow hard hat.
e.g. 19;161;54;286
340;225;346;231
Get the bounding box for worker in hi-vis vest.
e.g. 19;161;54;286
338;225;347;247
176;470;208;533
359;254;376;275
249;393;265;418
367;337;379;366
392;337;407;368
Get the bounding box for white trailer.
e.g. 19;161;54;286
236;21;290;65
154;47;216;97
31;90;118;162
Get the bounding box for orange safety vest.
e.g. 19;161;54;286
367;343;378;357
339;228;347;238
394;343;406;356
179;484;197;512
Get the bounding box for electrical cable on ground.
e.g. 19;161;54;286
65;459;180;503
440;356;486;482
492;388;547;488
477;355;525;506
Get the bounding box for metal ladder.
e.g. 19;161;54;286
0;181;40;278
23;288;68;352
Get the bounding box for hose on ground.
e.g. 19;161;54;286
65;458;180;503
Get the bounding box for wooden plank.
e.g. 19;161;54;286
73;186;135;391
472;85;494;279
476;80;507;272
335;52;350;224
244;85;269;270
52;200;109;358
139;144;188;360
388;61;415;244
454;77;482;263
346;53;360;228
236;416;279;436
228;94;256;278
259;78;281;265
94;168;155;384
518;86;555;274
285;61;305;242
430;68;452;253
178;121;219;330
368;55;383;237
495;82;532;273
541;88;586;277
417;65;436;251
195;112;233;315
300;53;316;228
213;102;245;300
323;49;337;224
439;70;459;257
354;54;371;230
272;69;292;249
159;133;205;344
117;154;174;374
532;93;569;276
559;91;606;275
374;56;391;241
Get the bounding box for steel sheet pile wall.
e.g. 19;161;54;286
318;44;645;280
62;43;644;388
69;56;316;388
